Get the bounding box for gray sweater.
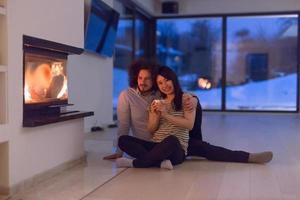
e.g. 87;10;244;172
115;88;160;153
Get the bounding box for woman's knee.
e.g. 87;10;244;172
164;135;180;147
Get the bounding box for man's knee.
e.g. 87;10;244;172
187;138;209;157
118;135;130;149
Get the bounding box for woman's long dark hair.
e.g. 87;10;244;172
157;66;183;111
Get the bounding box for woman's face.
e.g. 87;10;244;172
156;75;174;96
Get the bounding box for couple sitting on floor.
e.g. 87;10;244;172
103;59;273;170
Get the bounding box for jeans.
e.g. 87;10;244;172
119;135;185;168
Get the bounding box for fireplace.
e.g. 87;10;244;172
23;35;93;127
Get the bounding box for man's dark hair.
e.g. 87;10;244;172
157;66;183;111
128;58;158;90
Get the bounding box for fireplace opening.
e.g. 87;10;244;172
24;52;68;105
22;35;94;127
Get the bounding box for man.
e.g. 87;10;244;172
103;59;160;159
104;59;273;164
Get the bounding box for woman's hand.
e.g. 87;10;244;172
150;100;161;116
153;100;167;115
148;100;162;133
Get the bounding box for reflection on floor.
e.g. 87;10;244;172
0;195;9;200
9;112;300;200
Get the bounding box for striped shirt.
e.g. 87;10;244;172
152;102;189;154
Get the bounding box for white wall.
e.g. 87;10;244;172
133;0;157;14
68;0;114;132
6;0;88;186
154;0;300;15
68;53;114;132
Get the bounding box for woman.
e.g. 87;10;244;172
116;66;196;170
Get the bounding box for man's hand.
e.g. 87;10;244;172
103;152;123;160
183;94;197;111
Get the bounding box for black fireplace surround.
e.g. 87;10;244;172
23;35;93;127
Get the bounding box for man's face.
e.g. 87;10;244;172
137;69;153;94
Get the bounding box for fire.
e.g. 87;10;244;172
24;61;68;103
24;63;52;103
198;78;212;89
51;62;63;76
57;77;68;99
24;84;32;102
51;62;68;99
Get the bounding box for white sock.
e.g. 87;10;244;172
116;157;133;168
160;160;173;170
248;151;273;164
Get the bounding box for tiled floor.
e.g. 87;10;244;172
8;112;300;200
9;128;125;200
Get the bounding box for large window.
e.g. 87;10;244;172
156;14;299;112
112;7;299;112
135;14;146;58
113;0;153;119
157;18;223;109
113;3;132;117
226;15;298;111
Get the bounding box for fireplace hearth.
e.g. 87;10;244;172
23;35;93;127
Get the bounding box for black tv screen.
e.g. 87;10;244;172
84;0;119;57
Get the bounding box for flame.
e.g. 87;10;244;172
51;62;67;99
24;61;68;103
51;62;63;76
198;78;212;89
57;76;68;98
24;84;32;102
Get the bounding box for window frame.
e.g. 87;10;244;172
155;11;300;113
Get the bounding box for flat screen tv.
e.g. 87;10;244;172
84;0;120;57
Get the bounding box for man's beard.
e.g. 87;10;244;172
138;85;152;95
